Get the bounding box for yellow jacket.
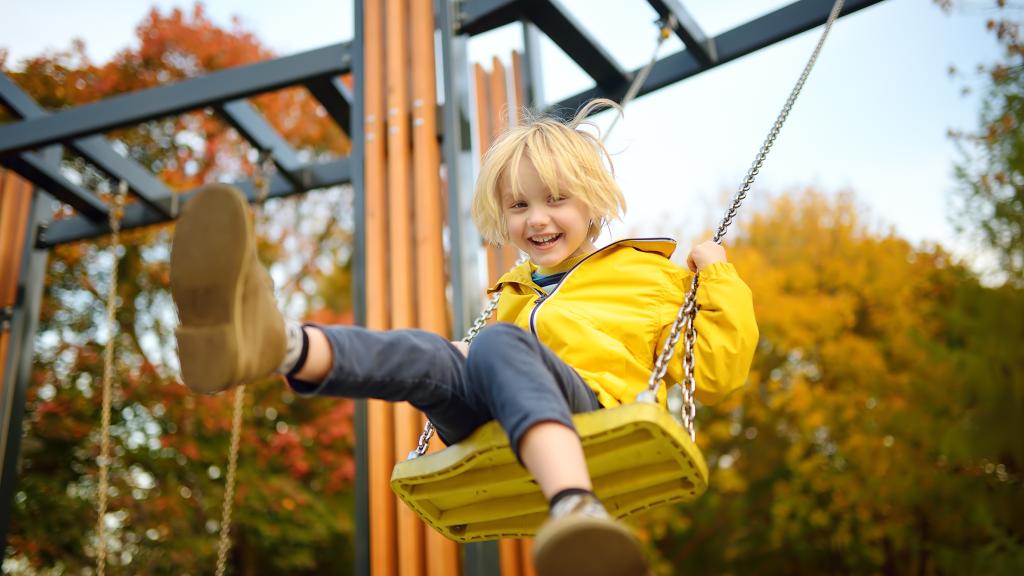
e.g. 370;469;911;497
488;238;759;408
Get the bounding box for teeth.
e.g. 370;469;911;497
531;234;559;243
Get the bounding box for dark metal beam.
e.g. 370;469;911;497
3;153;108;221
217;99;312;189
548;0;885;117
306;76;353;136
0;74;174;218
38;157;353;247
646;0;718;65
0;42;352;157
456;0;524;35
523;0;627;90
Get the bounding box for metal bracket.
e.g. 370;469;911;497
0;306;13;332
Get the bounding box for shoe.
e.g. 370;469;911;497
533;494;648;576
170;183;286;394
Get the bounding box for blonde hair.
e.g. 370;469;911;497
472;99;627;246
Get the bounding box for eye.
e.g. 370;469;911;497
508;200;527;210
547;195;566;205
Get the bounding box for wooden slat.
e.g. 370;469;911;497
385;0;427;573
363;0;398;573
410;0;460;572
487;57;520;276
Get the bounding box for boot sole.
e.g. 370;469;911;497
533;516;648;576
171;184;253;394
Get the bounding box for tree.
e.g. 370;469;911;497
640;190;1024;575
942;1;1024;285
3;5;357;574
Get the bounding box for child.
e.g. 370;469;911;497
171;99;758;576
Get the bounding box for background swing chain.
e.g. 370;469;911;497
214;151;274;574
96;180;126;576
645;0;845;441
603;14;677;143
215;384;247;576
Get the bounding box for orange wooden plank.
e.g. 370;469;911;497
385;0;426;573
521;539;537;576
511;50;525;123
410;1;460;570
363;0;398;573
500;540;522;575
411;0;448;340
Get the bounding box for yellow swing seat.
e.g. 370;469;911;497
391;401;708;543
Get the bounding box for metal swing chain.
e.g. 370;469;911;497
644;0;846;442
96;181;126;576
214;151;276;576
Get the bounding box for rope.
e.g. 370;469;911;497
213;150;275;574
214;384;246;576
96;181;127;576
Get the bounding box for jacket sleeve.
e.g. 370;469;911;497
656;261;759;405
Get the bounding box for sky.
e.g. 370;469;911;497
0;0;1007;270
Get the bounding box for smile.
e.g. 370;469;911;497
529;233;562;247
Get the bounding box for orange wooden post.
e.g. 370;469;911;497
363;0;399;573
410;0;461;572
0;170;33;478
385;0;428;574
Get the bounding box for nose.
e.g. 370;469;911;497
525;206;550;229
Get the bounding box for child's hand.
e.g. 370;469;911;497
450;341;469;357
686;240;727;272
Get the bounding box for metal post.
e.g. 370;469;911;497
0;150;57;549
521;20;546;111
440;0;484;338
439;1;497;574
351;1;370;575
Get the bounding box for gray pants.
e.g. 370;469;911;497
287;322;601;459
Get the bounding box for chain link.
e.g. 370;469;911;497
96;181;126;576
645;0;845;441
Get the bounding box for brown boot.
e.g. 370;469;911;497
533;494;648;576
171;183;286;394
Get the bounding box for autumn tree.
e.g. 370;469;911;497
3;5;357;574
639;190;1024;575
939;1;1024;285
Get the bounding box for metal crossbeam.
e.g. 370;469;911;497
217;100;311;189
523;0;626;89
456;0;524;34
38;157;352;247
646;0;717;65
3;153;108;220
0;42;352;157
549;0;883;116
0;74;173;219
306;76;353;136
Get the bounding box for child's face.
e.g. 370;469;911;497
503;157;596;269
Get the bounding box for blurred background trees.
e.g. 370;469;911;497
1;2;1021;575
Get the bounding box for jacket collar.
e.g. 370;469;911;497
488;237;677;292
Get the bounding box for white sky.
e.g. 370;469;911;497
0;0;1006;267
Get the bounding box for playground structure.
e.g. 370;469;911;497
0;1;884;574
